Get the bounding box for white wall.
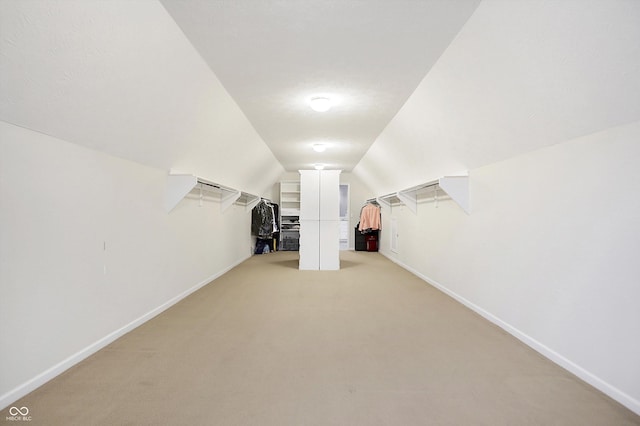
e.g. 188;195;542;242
0;122;257;408
0;1;285;407
354;0;640;194
378;121;640;413
0;0;284;197
352;1;640;413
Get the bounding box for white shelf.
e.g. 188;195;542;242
376;175;470;215
165;174;259;213
377;193;402;208
280;180;301;252
280;181;301;218
281;208;300;216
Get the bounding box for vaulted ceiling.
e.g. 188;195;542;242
160;0;481;171
2;0;639;189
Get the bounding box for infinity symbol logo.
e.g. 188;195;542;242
9;406;29;416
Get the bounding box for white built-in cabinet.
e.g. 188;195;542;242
299;170;341;270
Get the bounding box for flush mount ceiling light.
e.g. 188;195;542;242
314;164;325;170
309;97;331;112
312;143;327;152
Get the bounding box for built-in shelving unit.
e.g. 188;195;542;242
279;180;301;216
165;174;259;213
279;180;301;251
376;175;470;214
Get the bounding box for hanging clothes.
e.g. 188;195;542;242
358;202;381;232
251;200;274;239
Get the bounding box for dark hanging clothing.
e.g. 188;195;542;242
252;200;274;239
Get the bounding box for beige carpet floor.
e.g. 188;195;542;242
7;251;639;425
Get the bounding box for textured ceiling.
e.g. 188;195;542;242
353;0;640;193
0;0;252;172
160;0;481;171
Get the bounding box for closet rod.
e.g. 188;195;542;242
196;179;267;203
405;181;439;192
197;179;230;192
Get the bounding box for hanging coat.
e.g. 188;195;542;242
251;201;274;238
359;203;381;232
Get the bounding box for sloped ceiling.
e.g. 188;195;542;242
0;0;284;195
354;0;640;193
157;0;481;172
2;0;638;190
1;1;203;169
1;0;481;175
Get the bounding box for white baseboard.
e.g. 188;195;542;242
379;251;640;416
0;254;250;410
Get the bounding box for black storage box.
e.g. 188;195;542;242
355;228;378;252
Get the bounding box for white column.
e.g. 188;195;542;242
298;169;341;270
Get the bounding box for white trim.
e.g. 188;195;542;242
0;254;250;410
379;251;640;416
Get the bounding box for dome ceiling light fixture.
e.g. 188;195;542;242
312;143;326;152
314;163;325;170
309;97;331;112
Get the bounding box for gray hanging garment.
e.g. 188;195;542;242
251;200;274;239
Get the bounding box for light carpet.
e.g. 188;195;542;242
6;251;639;425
